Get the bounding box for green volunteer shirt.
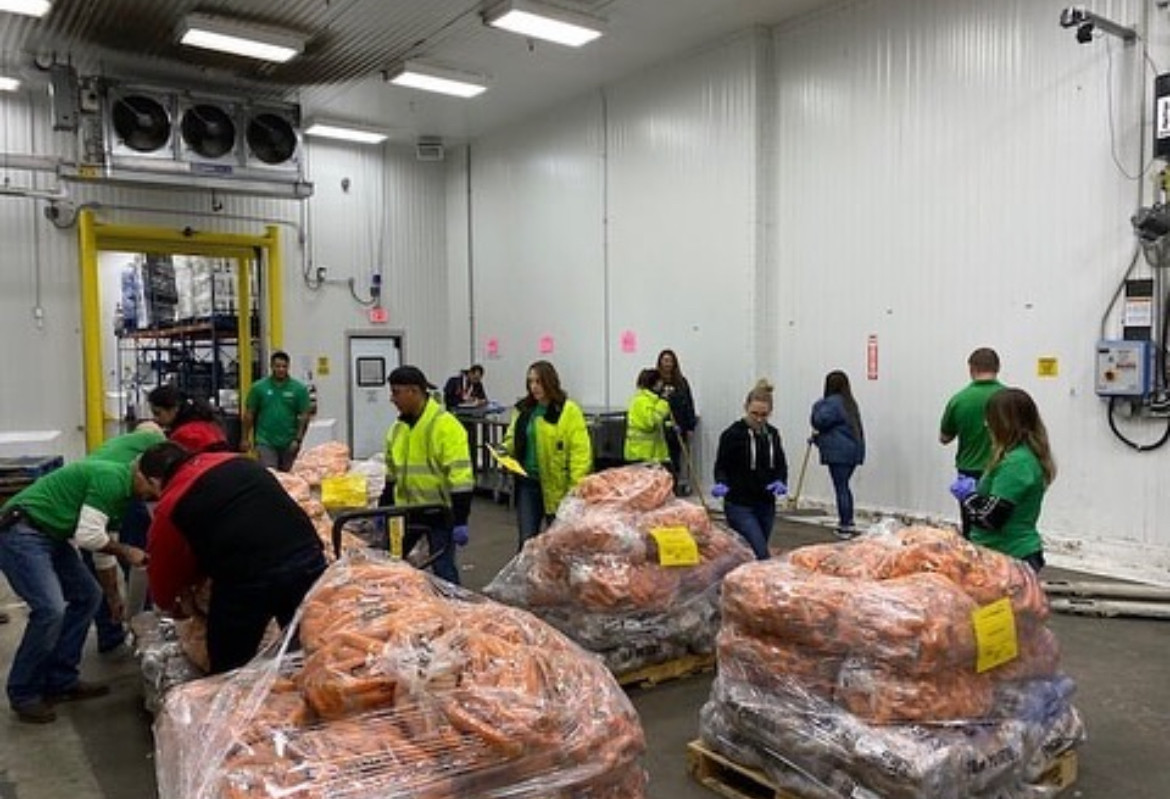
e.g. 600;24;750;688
88;428;166;465
971;445;1046;559
246;376;310;449
940;379;1004;473
522;404;547;478
1;460;133;543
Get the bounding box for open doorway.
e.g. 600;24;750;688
346;332;403;459
78;211;286;450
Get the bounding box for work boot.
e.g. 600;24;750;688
45;681;110;704
12;700;56;724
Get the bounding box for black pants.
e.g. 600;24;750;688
957;468;982;538
206;548;326;673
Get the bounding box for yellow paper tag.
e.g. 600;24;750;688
487;447;528;476
321;474;368;510
972;597;1019;672
388;516;405;559
649;526;700;567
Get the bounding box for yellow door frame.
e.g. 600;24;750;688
78;209;284;451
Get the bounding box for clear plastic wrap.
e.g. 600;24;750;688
289;440;351;487
270;466;365;560
485;465;753;674
701;524;1083;797
155;553;647;799
130;611;205;714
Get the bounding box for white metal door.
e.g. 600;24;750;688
347;334;402;459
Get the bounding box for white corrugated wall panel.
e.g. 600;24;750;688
772;0;1164;578
606;30;766;471
470;95;608;407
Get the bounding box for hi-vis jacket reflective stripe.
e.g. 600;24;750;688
624;388;670;463
385;399;474;508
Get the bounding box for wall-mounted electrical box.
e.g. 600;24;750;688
1095;340;1153;397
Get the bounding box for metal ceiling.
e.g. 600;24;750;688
0;0;844;141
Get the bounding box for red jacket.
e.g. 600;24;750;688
170;420;228;453
147;451;236;612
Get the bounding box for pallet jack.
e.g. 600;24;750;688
1043;579;1170;619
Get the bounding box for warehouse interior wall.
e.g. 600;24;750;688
456;0;1169;582
2;0;1169;583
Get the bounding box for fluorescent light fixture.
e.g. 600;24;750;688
0;0;51;18
386;60;488;98
485;0;604;47
304;121;388;145
179;13;305;63
0;76;21;92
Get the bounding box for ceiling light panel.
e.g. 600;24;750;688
486;0;604;47
305;122;388;145
0;76;21;92
387;61;488;98
179;13;306;64
0;0;50;18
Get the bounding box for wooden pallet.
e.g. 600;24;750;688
616;653;715;688
686;740;1079;799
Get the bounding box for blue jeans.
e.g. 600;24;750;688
0;522;103;706
724;500;776;560
403;522;459;586
515;477;551;549
828;463;857;528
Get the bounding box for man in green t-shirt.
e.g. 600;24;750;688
241;350;311;472
0;459;150;723
939;347;1004;537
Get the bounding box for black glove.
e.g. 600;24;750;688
378;482;395;508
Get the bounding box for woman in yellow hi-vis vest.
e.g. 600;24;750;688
624;368;671;466
380;366;474;585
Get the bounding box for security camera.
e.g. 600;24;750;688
1059;7;1136;43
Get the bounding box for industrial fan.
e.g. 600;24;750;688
181;104;237;159
246;112;297;165
111;94;172;153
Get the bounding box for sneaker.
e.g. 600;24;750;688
45;681;110;704
834;526;859;540
12;701;56;724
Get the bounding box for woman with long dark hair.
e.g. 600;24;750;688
811;370;865;538
501;361;592;547
656;349;697;495
950;388;1055;572
147;384;229;453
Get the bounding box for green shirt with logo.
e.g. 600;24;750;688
971;445;1046;559
89;428;166;465
246;376;311;449
1;460;133;542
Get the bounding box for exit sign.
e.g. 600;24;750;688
369;307;388;324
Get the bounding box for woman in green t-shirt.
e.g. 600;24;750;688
950;388;1055;572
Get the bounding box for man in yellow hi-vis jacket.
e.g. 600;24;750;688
380;366;473;585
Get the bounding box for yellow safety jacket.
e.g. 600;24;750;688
624;388;670;463
503;399;593;512
385;399;474;508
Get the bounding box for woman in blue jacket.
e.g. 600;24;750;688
811;370;865;538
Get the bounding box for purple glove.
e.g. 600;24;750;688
711;482;730;498
950;475;977;502
766;480;788;497
452;525;469;547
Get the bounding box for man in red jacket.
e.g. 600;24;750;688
137;442;326;673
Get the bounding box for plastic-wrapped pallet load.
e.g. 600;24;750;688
485;464;754;674
155;553;647;799
699;525;1084;799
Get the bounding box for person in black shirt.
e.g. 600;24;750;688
138;443;326;673
712;380;788;559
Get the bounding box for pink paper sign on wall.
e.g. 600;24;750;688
620;330;638;353
486;337;500;358
539;335;554;354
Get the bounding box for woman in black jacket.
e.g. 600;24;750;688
712;380;788;559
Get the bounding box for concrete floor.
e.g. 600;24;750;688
1;496;1168;798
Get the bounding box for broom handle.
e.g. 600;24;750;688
790;438;813;507
668;407;710;514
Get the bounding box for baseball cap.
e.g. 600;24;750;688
388;365;436;390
